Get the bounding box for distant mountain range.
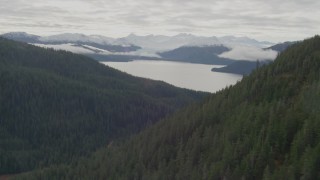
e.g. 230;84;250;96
117;33;273;50
1;32;141;53
1;32;276;61
2;32;290;73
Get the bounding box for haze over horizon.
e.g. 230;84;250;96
1;0;319;42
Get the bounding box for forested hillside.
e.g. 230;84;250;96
18;36;320;180
0;38;205;175
212;60;271;75
158;45;234;65
265;41;297;52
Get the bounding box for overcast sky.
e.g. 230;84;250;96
0;0;319;42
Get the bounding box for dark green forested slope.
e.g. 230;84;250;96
158;45;235;65
0;38;205;175
212;60;271;75
17;36;320;180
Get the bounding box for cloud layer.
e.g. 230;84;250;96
1;0;319;42
219;46;278;61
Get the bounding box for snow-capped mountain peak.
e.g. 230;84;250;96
39;33;94;43
1;32;40;43
3;32;38;38
219;35;273;47
1;31;276;61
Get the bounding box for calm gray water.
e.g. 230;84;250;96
102;60;242;93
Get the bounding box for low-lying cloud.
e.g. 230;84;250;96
219;46;278;61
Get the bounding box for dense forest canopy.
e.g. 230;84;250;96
0;37;205;175
158;45;234;65
14;36;320;180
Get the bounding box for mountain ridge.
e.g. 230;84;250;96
1;32;274;51
0;37;205;175
158;45;235;65
17;35;320;179
1;32;278;66
212;60;272;75
1;32;141;53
